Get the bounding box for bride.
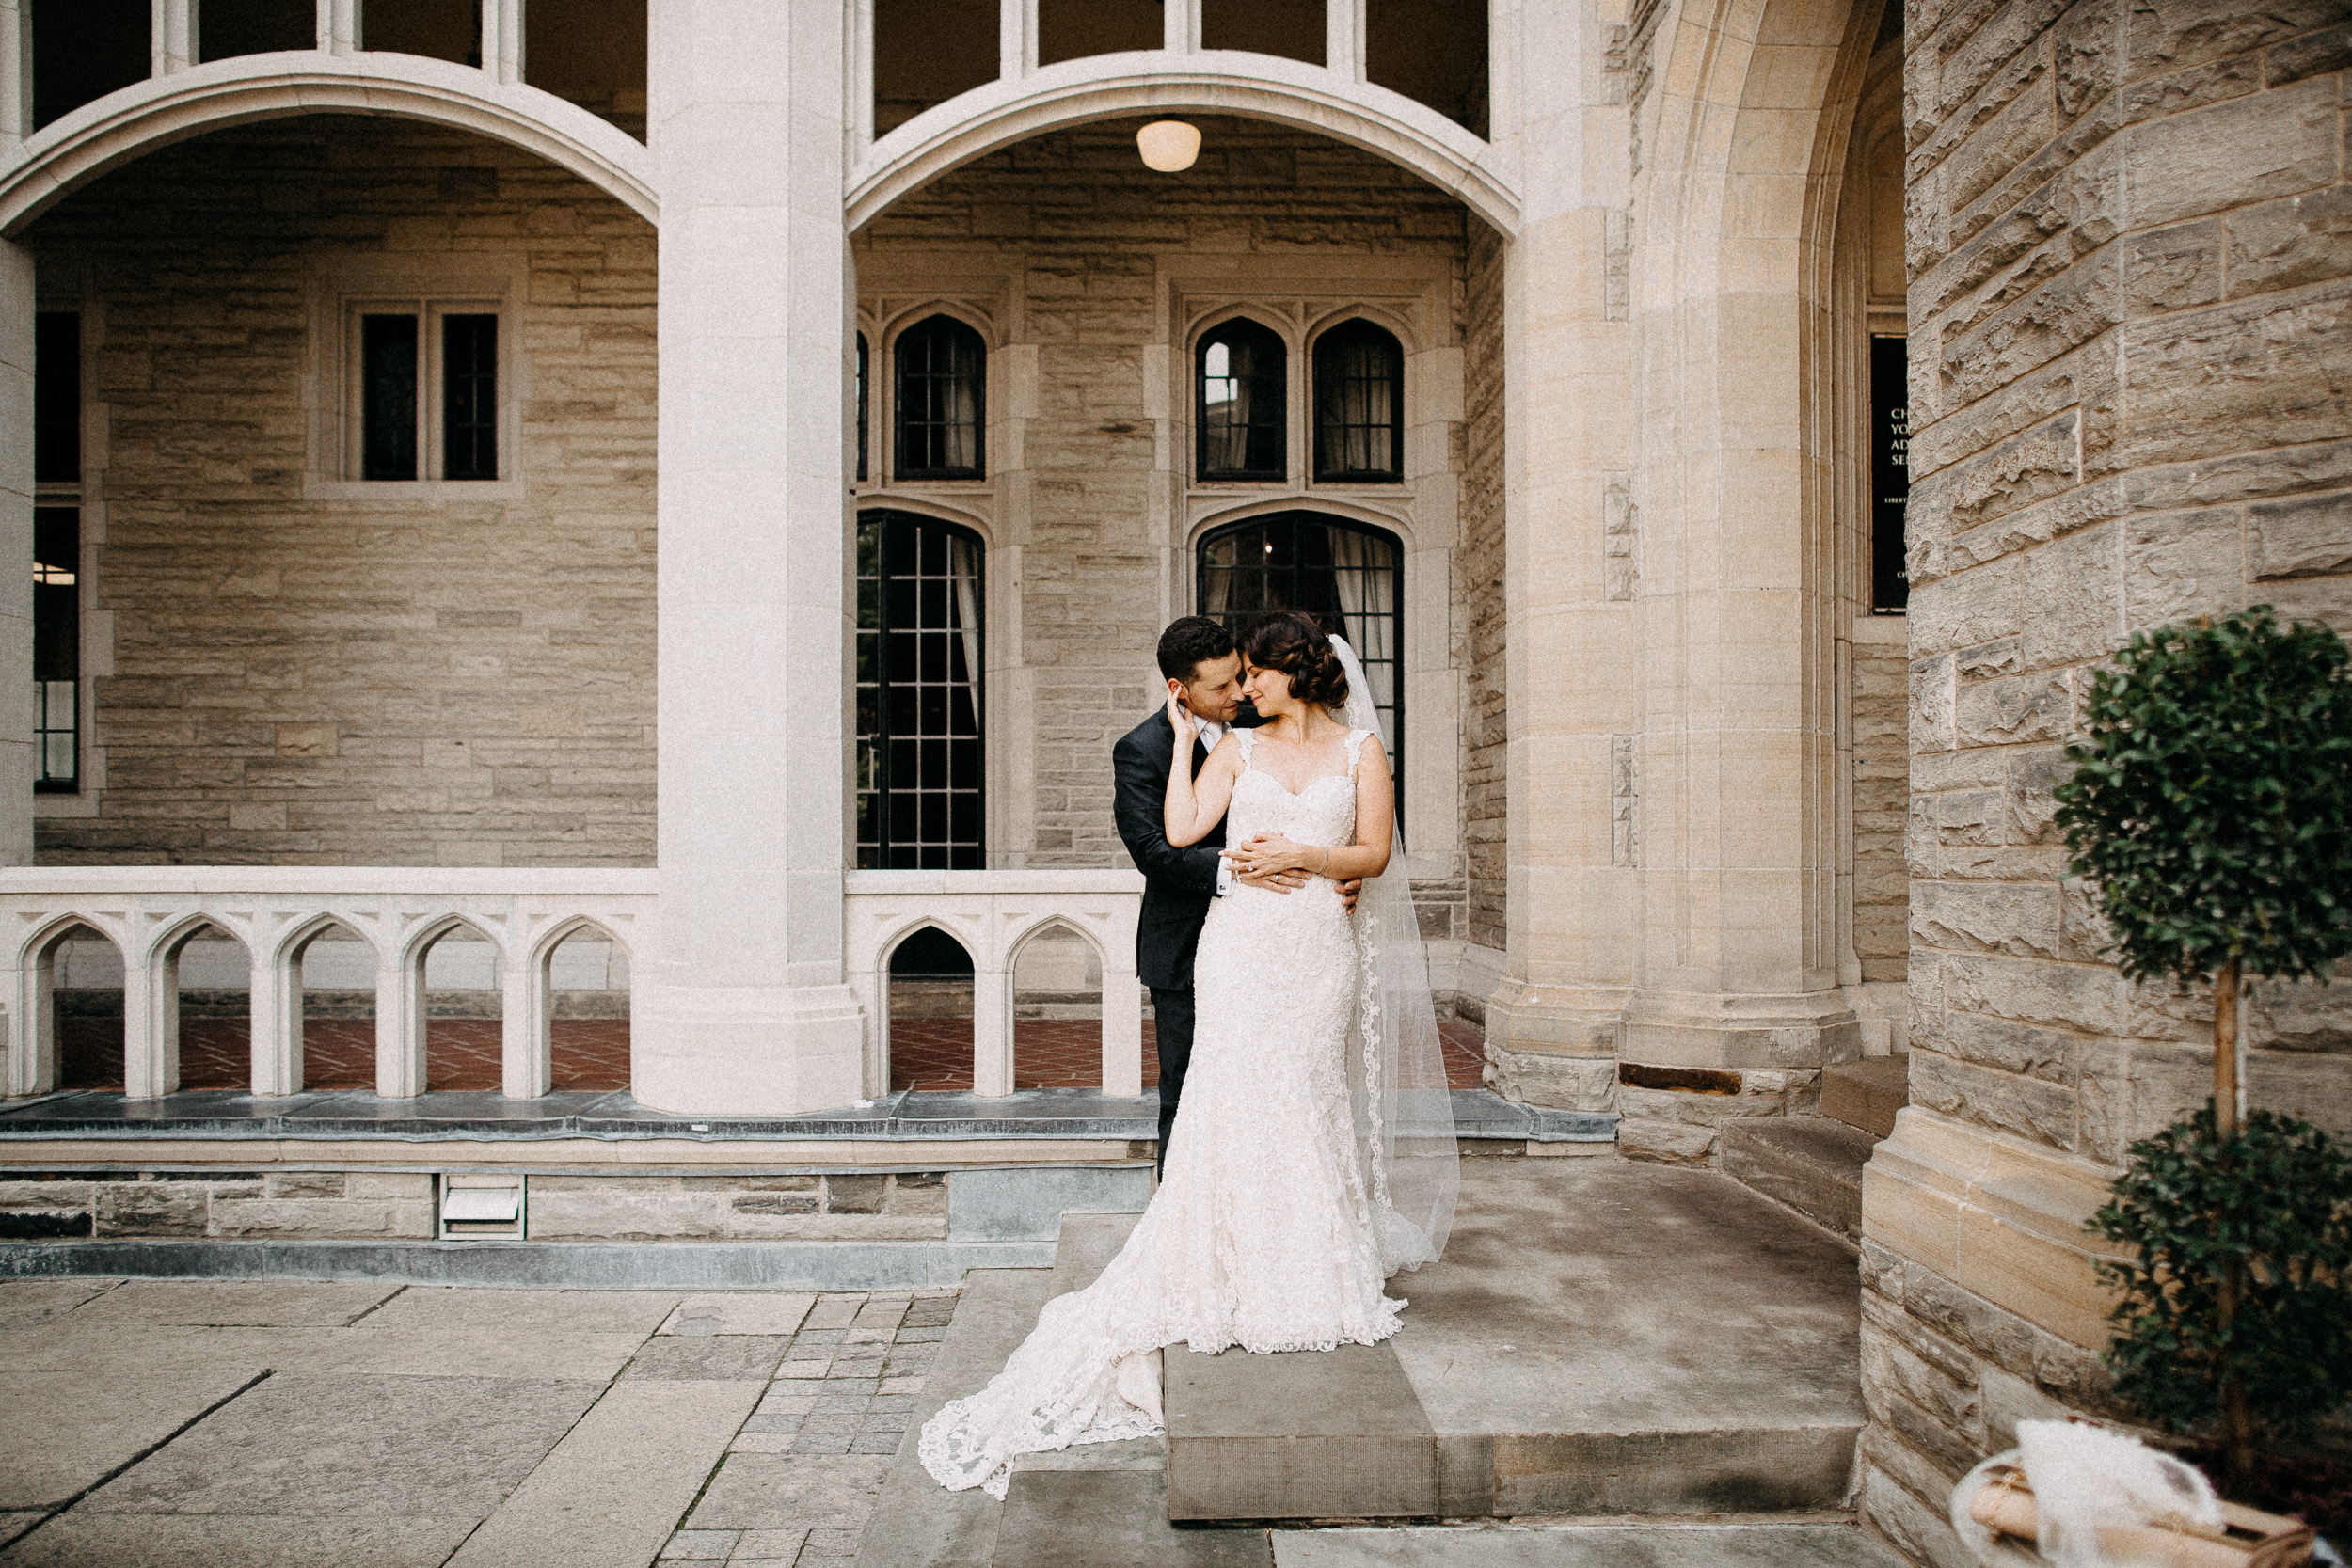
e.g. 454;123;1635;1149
918;610;1459;1498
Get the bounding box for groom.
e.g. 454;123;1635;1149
1112;616;1357;1172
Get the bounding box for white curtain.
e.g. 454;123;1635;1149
942;342;980;471
1321;336;1395;474
951;535;982;730
1327;528;1396;755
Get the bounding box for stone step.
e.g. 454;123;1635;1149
859;1208;1270;1568
1820;1054;1908;1140
1167;1339;1435;1520
1270;1522;1906;1566
1719;1116;1881;1242
1165;1162;1865;1522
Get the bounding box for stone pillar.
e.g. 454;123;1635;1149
375;943;426;1099
1480;1;1636;1114
0;239;32;866
633;0;866;1116
122;941;180;1101
154;0;198;76
501;942;549;1101
247;937;304;1097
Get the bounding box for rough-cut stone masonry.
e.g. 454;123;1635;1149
24;119;657;867
1872;3;2352;1561
1853;633;1909;982
0;1167;953;1243
859;119;1472;876
1462;221;1507;961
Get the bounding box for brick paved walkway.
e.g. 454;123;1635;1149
57;1017;633;1093
889;1015;1487;1091
56;1008;1486;1097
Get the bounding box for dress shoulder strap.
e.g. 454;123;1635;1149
1345;728;1373;779
1234;727;1258;760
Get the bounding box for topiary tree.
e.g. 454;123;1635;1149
2057;607;2352;1490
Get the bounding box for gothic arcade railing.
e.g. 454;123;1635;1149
0;866;655;1101
843;868;1145;1101
0;866;1151;1108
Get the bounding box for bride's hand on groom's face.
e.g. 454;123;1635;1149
1165;689;1197;743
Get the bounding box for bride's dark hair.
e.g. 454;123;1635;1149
1240;610;1350;711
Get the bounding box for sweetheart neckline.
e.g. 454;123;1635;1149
1239;765;1354;800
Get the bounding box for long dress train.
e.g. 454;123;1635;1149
918;727;1396;1498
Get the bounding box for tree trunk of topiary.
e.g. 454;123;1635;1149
2214;957;2255;1491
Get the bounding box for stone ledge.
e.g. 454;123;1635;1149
0;1236;1053;1290
1860;1105;2126;1350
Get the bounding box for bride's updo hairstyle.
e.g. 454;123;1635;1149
1240;610;1351;713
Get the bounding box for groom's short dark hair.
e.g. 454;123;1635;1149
1157;616;1236;683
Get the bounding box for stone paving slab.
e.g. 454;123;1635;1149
67;1279;399;1327
0;1320;653;1382
993;1472;1270;1567
0;1280;119;1330
622;1335;791;1382
81;1372;603;1517
681;1454;897;1533
446;1378;766;1568
1270;1523;1906;1567
356;1286;682;1337
0;1512;480;1567
0;1366;266;1510
661;1293;818;1337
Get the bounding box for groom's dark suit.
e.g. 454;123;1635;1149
1111;707;1233;1172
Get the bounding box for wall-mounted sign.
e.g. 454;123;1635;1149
1871;335;1908;614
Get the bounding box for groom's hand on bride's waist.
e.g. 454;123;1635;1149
1219;847;1365;912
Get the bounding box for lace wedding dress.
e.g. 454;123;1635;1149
918;726;1406;1498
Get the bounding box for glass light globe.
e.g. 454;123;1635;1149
1136;120;1201;173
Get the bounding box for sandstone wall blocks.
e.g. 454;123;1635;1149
2249;487;2352;581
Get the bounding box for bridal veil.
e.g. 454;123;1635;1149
1328;635;1459;1273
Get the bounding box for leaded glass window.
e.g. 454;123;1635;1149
1312;318;1404;483
1198;511;1402;812
34;508;78;792
1196;318;1286;482
894;315;986;481
857;512;985;869
856;332;870;483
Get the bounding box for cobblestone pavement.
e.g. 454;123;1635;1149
655;1291;959;1567
0;1276;961;1568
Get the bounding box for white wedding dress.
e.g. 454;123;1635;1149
918;726;1405;1498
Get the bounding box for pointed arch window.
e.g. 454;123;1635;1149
855;332;870;483
1312;319;1404;483
1196;318;1287;483
857;511;985;869
894;315;986;481
1198;511;1403;816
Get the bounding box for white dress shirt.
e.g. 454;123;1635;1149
1192;716;1235;895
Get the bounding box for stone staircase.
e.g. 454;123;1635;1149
1720;1055;1909;1243
857;1158;1875;1566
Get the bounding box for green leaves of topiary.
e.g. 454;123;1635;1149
2053;607;2352;990
2091;1108;2352;1439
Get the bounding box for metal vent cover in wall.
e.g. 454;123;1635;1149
437;1173;525;1240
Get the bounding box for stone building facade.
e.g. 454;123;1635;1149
1864;3;2352;1562
0;1;2345;1562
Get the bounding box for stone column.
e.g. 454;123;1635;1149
633;0;866;1116
1480;2;1637;1113
0;240;32;867
248;939;303;1097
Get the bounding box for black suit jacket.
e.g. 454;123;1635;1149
1112;708;1229;991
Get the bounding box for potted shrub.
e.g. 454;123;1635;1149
2054;608;2352;1511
